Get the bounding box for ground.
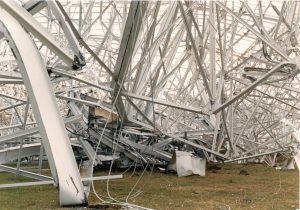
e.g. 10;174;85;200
0;163;298;210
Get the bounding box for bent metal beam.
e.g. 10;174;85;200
0;7;86;206
0;0;75;67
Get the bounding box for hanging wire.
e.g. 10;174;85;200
88;2;157;209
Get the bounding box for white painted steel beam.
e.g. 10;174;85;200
0;2;300;206
0;115;83;144
213;62;296;114
178;2;212;100
0;8;86;206
0;164;52;181
0;0;75;68
23;0;47;15
0;175;123;189
54;1;114;77
162;132;228;159
224;149;286;163
216;1;292;62
51;68;209;115
0;78;23;84
0;143;41;164
0;71;22;79
47;1;86;68
111;1;148;120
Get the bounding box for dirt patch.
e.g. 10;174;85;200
207;164;222;171
239;169;249;175
87;204;124;210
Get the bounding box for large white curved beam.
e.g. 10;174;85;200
0;7;86;206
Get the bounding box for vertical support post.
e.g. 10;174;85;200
38;141;43;174
111;1;148;120
209;1;216;101
178;1;212;100
16;99;30;174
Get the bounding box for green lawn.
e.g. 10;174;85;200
0;163;298;210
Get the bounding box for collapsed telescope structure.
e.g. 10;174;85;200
0;0;300;206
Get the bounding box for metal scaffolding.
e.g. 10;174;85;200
0;0;300;206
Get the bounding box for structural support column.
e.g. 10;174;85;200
111;1;148;120
0;8;86;206
209;1;216;101
179;1;212;101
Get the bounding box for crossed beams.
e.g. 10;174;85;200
0;0;300;206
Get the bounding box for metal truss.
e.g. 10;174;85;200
0;0;300;206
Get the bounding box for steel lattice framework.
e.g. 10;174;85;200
0;0;300;206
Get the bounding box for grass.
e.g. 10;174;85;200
0;163;298;209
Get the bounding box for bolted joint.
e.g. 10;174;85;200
72;52;86;70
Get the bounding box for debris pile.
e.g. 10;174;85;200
67;94;211;173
